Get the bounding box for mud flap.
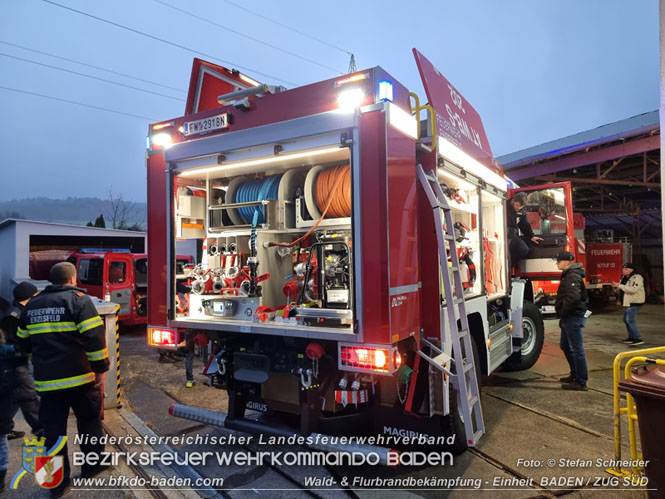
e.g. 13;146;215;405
372;407;448;448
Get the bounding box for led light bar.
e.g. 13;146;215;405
153;121;174;130
334;72;370;87
438;137;507;192
239;73;261;87
387;102;417;139
179;146;343;177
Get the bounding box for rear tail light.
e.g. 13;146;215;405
394;351;403;368
148;326;177;348
340;346;392;373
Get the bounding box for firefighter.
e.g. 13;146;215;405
17;262;109;498
507;192;543;270
0;281;42;440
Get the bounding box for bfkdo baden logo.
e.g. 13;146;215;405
10;435;68;490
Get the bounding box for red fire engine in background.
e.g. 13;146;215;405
144;50;548;453
65;250;193;325
513;197;632;312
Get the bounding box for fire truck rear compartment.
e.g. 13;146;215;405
172;137;356;337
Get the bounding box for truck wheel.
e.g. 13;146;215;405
504;300;544;371
440;338;481;455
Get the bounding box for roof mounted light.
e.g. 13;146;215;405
334;72;369;87
152;121;174;130
379;80;393;102
152;132;173;149
239;73;261;87
337;88;365;111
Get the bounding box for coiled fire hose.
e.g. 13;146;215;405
268;164;351;249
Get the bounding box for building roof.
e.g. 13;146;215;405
497;110;659;169
0;218;145;235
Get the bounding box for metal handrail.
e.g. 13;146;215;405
608;346;665;477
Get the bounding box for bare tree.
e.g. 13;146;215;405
105;189;136;230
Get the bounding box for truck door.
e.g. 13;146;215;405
510;181;574;278
75;256;104;298
106;254;133;318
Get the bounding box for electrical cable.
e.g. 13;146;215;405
39;0;298;87
0;84;155;120
150;0;344;75
268;165;349;249
0;40;185;93
221;0;353;56
315;164;351;219
0;52;183;102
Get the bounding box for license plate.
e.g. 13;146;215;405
183;113;228;136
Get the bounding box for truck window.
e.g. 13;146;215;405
134;258;148;288
524;187;567;236
109;261;127;284
78;258;103;286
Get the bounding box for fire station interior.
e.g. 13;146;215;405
172;145;354;329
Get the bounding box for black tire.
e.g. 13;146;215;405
440;338;481;455
504;300;545;371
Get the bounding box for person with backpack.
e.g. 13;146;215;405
555;251;590;391
612;263;646;346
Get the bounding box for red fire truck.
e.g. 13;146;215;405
585;240;632;306
67;250;193;326
517;206;632;311
145;51;546;453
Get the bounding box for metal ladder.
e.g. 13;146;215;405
416;164;485;447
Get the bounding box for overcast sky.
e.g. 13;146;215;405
0;0;659;202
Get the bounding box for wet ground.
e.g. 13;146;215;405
7;303;664;498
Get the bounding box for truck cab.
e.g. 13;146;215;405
68;249;193;326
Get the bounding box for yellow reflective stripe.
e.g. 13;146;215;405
17;326;29;338
34;372;95;392
86;348;108;361
77;316;104;333
25;322;77;334
27;321;76;330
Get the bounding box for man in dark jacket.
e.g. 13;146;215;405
0;282;42;440
554;251;589;391
18;262;110;497
507;192;543;270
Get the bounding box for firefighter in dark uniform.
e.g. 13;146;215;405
0;281;42;440
17;262;109;498
507;192;543;269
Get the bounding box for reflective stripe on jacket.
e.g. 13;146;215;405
18;285;109;392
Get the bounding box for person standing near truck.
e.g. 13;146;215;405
0;282;42;440
611;263;645;346
507;192;543;270
555;251;590;391
17;262;110;498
